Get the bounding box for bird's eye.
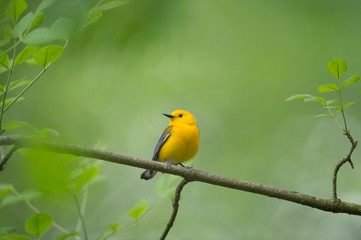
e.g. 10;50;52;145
178;114;183;117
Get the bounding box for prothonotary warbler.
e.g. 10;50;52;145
141;109;200;180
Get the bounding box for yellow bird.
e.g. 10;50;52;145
141;109;200;180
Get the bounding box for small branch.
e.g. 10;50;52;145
1;135;361;216
160;179;189;240
0;146;17;171
332;132;358;201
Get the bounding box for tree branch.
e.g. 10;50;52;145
332;132;358;201
1;135;361;216
160;179;189;240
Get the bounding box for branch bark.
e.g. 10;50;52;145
332;132;358;201
1;135;361;216
160;179;189;240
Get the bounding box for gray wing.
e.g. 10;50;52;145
152;125;173;160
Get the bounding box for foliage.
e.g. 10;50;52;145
287;58;359;134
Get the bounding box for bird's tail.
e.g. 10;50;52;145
140;169;157;180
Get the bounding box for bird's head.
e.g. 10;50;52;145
163;109;196;125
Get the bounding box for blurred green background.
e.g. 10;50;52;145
1;0;361;239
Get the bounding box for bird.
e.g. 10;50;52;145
141;109;200;180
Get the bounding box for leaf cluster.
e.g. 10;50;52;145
287;58;359;133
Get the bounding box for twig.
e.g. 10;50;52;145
332;132;358;201
160;179;189;240
0;145;17;171
1;135;361;216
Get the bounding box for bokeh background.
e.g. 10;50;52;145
1;0;361;239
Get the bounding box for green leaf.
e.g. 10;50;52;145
14;46;39;67
335;110;341;116
0;51;9;69
318;84;338;93
340;75;360;90
12;12;35;38
84;10;102;29
0;226;16;234
285;94;312;101
23;28;62;45
56;232;78;240
2;234;32;240
51;17;76;40
25;213;53;237
327;58;347;80
41;128;60;137
95;0;127;11
326;100;339;105
108;223;123;232
304;96;326;104
36;0;57;14
33;45;63;68
0;185;12;199
30;12;45;29
22;189;43;201
315;114;334;118
163;186;177;199
343;101;355;110
75;166;99;192
8;77;30;92
1;194;22;208
6;0;28;23
25;58;36;65
127;199;149;220
2;121;33;131
0;97;25;108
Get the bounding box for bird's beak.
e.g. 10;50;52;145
163;113;175;118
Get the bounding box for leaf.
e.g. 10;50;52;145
285;94;312;101
25;58;36;65
108;223;123;232
6;0;28;23
340;75;360;90
317;84;338;93
84;10;102;29
25;213;53;237
0;97;25;108
326;100;339;105
315;114;334;118
36;0;57;14
0;52;9;69
14;46;39;67
33;45;63;68
56;232;78;240
51;17;76;40
127;199;149;220
0;226;16;234
304;96;326;104
335;110;341;116
324;106;341;110
30;12;45;29
12;12;35;38
327;58;347;79
41;128;60;137
2;234;32;239
343;101;355;110
95;0;127;11
23;28;62;45
2;121;33;131
22;189;43;201
1;194;22;208
75;166;99;192
163;186;177;199
8;77;30;91
0;184;12;199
